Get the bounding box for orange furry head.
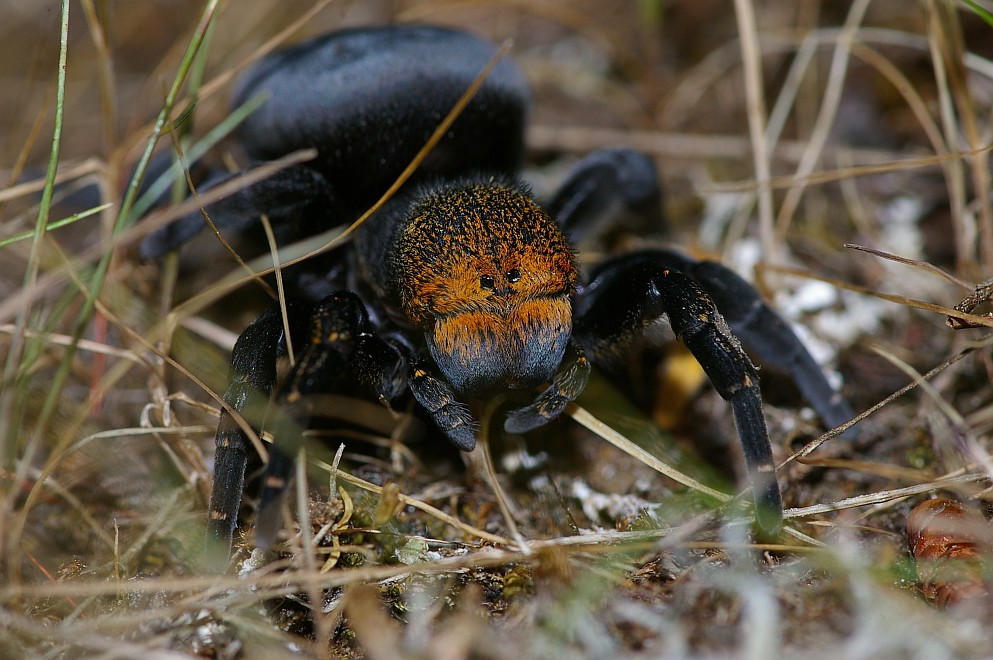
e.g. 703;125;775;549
392;181;577;394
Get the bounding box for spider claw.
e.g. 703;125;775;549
505;344;590;434
503;405;546;434
409;365;478;451
445;424;478;453
753;484;784;538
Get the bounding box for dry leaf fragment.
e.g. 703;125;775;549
906;498;990;607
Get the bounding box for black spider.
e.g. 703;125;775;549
142;24;855;562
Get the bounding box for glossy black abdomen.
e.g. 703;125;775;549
233;25;531;209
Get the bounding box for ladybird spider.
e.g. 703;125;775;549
142;24;855;560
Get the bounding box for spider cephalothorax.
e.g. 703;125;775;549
367;181;577;398
142;24;855;564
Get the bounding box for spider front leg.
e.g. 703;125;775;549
207;292;407;561
548;149;855;439
575;260;782;535
207;302;311;560
253;292;408;548
643;249;856;439
503;343;591;434
408;361;478;452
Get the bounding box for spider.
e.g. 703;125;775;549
142;24;855;560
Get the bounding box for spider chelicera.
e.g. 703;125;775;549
142;24;855;562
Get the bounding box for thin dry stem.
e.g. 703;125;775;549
773;0;871;245
733;0;776;259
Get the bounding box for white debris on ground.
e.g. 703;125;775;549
568;477;661;527
715;192;948;372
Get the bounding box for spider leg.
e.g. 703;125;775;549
140;165;338;258
408;361;478;452
253;292;408;548
207;292;408;560
545;151;852;439
546;148;663;243
624;249;856;439
504;343;591;434
207;302;310;560
575;260;782;534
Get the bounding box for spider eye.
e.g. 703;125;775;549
506;268;521;283
479;274;495;290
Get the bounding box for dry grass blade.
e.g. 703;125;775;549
704;142;993;195
261;213;293;363
844;243;975;290
312;459;511;547
796;456;936;483
759;262;993;330
785;473;987;520
293;449;336;653
474;398;531;553
930;0;993;271
568;405;731;504
0;323;143;364
773;0;871;244
873;344;993;485
528;124;909;164
732;0;775;258
0;151;315;329
782;338;982;467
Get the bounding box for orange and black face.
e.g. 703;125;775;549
392;182;577;397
